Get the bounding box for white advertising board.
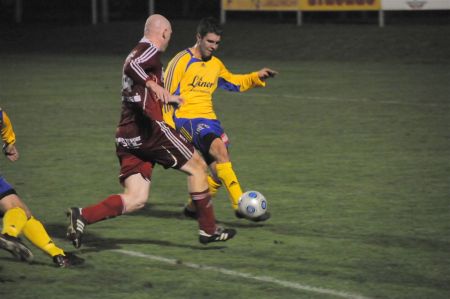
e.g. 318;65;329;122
382;0;450;10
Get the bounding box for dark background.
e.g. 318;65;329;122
0;0;449;25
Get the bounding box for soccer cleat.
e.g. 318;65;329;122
66;207;87;248
235;211;271;222
0;233;34;262
182;205;198;220
53;252;85;268
199;227;237;244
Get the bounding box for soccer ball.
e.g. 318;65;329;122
238;191;268;219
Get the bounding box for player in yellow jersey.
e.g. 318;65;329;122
0;108;83;267
163;17;277;222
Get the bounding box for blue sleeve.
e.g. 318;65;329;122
218;78;240;92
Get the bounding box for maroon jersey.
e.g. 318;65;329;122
117;38;164;145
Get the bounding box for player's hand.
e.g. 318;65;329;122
167;95;184;105
258;68;278;81
4;144;19;162
147;80;172;103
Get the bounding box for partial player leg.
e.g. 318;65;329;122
207;172;222;197
154;120;236;243
23;216;64;256
210;139;271;222
66;172;150;248
180;151;236;244
215;161;242;210
0;194;34;262
183;174;222;219
67;194;126;248
0;232;34;262
209;138;243;210
66;193;127;248
66;207;87;249
22;216;84;267
1;206;28;237
192;188;236;244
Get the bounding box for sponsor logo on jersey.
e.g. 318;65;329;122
188;76;214;89
116;136;142;149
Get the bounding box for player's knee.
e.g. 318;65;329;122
121;192;148;213
209;138;229;163
128;201;146;212
124;198;147;213
180;151;209;182
0;193;32;218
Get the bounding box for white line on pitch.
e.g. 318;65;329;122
114;249;372;299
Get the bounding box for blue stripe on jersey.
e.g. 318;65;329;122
170;50;202;96
218;78;240;92
184;49;202;72
174;85;181;96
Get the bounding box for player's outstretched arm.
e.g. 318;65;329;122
258;68;278;81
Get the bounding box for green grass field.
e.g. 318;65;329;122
0;20;449;299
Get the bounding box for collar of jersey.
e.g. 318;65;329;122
186;48;204;63
140;37;158;50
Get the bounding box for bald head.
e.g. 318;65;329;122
144;14;172;51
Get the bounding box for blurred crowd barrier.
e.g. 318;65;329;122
220;0;450;27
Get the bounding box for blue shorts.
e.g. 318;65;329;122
174;118;230;159
0;176;16;200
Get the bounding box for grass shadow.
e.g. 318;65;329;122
132;205;273;229
129;205;185;219
45;223;226;253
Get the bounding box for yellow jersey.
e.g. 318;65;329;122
163;49;265;127
0;109;16;146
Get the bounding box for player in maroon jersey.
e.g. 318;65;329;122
66;14;236;247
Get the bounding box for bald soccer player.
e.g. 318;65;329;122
66;15;236;247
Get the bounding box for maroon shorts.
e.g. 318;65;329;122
116;120;194;183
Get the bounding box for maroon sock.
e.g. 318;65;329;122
81;194;124;224
191;189;216;235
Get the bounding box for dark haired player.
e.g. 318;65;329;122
163;17;277;221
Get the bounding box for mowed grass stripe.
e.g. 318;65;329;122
234;92;450;107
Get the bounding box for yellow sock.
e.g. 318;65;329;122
1;207;28;237
185;198;195;211
207;175;222;197
216;162;243;210
22;217;64;257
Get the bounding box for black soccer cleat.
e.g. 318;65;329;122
199;227;237;244
53;252;85;268
0;233;34;262
66;207;87;248
235;211;271;222
183;205;198;220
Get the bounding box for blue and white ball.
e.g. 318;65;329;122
238;191;268;219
